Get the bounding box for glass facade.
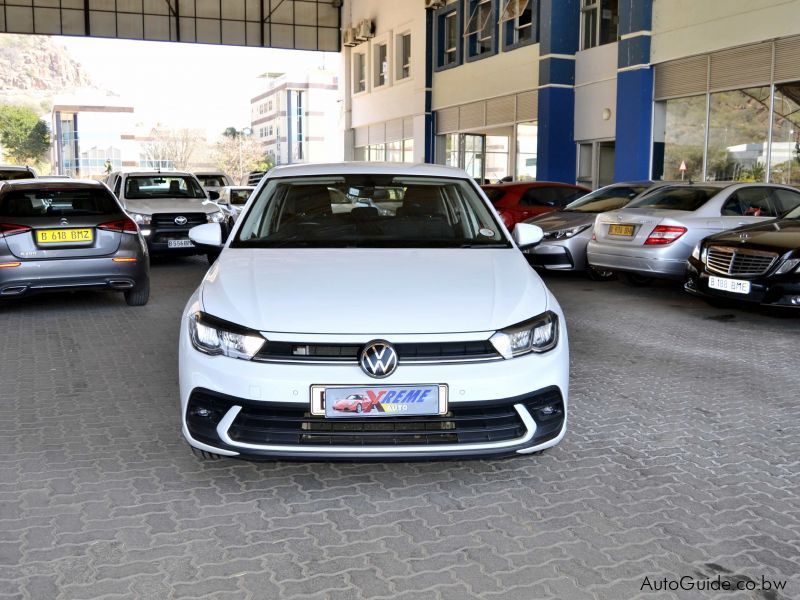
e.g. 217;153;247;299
659;82;800;183
516;122;537;180
662;95;706;181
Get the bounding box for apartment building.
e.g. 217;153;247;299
341;0;800;188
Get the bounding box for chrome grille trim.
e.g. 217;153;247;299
705;246;778;277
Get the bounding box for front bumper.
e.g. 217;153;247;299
179;302;569;460
0;256;148;298
525;234;590;271
587;242;687;280
685;258;800;307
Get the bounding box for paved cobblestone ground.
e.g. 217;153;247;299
1;257;798;600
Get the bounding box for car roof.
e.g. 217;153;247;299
267;162;471;179
121;171;195;178
0;165;34;171
0;179;106;192
194;171;229;176
482;181;588;189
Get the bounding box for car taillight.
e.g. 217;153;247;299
644;225;687;245
0;223;32;237
98;218;138;234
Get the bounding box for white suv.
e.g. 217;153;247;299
105;170;227;259
179;163;568;460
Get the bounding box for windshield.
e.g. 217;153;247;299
0;188;120;217
0;169;32;181
233;175;510;249
625;186;721;211
564;185;650;213
230;189;252;205
198;175;228;187
124;175;205;200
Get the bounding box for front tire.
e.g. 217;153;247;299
356;404;363;413
124;277;150;306
618;272;653;287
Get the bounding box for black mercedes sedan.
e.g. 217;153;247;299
685;204;800;308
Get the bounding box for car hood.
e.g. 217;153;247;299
201;249;548;334
526;211;596;230
124;198;216;215
705;218;800;252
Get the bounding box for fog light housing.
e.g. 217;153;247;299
540;405;556;416
194;408;212;418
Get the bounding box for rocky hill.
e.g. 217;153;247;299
0;34;96;110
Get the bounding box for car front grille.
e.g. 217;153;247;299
151;213;207;228
705;246;777;277
254;340;501;365
186;387;564;449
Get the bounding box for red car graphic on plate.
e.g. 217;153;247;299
331;393;376;414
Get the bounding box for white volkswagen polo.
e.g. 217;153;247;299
179;163;568;460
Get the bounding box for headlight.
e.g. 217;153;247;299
207;211;226;223
543;224;591;240
128;212;151;225
489;311;559;359
691;244;701;260
774;258;800;275
189;312;265;360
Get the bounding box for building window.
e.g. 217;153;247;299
444;134;460;168
580;0;618;50
353;52;366;93
770;83;800;186
368;144;386;161
288;89;306;163
516;122;537;180
436;4;462;71
375;43;389;87
403;138;414;163
502;0;536;48
707;87;770;182
397;33;411;80
386;140;403;162
465;0;496;59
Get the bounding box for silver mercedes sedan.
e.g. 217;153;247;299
586;182;800;285
0;179;150;305
524;181;663;280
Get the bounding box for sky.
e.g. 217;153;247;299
59;37;340;140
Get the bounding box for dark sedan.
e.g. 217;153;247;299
0;179;150;306
685;203;800;308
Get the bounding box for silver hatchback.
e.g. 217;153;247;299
586;182;800;285
0;179;150;305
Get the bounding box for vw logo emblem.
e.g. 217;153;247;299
359;340;398;379
174;216;188;226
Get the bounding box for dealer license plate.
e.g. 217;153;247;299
709;276;751;295
311;385;448;418
168;239;194;248
608;224;635;237
36;228;93;244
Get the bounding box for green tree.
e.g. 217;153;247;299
0;104;50;163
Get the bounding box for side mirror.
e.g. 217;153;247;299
208;190;220;201
513;223;544;249
188;223;223;248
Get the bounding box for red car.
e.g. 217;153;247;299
332;394;377;414
482;182;590;229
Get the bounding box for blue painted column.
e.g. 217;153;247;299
536;0;580;183
614;0;654;181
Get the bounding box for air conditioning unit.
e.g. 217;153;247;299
425;0;446;9
355;19;374;41
342;27;357;47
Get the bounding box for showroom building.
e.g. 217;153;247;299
341;0;800;188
